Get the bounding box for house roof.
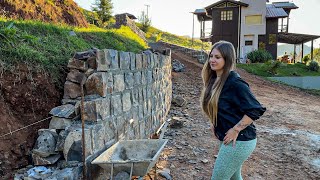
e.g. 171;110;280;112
205;0;249;10
116;13;137;20
272;2;298;9
193;9;206;15
193;9;212;21
266;4;288;18
278;32;320;44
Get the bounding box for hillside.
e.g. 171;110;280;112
278;44;311;57
0;17;148;178
136;23;211;51
0;0;88;27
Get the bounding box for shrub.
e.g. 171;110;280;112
303;55;310;64
268;60;282;75
247;49;273;63
308;61;319;72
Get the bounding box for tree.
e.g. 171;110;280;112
139;10;151;32
92;0;113;26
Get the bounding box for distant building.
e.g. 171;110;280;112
194;0;320;62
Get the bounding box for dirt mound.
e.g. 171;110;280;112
0;64;62;179
0;0;88;27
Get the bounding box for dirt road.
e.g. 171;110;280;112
154;49;320;180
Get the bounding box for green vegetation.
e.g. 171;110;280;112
0;18;147;88
137;23;211;51
237;62;320;77
92;0;114;27
308;61;320;72
247;49;273;63
138;11;151;33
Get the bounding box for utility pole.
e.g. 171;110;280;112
145;4;150;18
190;12;195;48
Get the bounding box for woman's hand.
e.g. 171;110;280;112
223;128;239;147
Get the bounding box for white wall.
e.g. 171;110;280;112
239;0;266;58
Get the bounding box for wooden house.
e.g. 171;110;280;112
194;0;320;62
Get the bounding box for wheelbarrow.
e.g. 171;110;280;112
91;139;168;179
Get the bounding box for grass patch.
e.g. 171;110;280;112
136;23;211;51
237;62;320;77
0;18;148;89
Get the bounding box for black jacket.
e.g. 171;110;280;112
214;71;266;141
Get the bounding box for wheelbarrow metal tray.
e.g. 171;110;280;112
91;139;168;176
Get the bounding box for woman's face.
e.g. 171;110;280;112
209;48;225;73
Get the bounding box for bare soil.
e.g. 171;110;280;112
153;49;320;180
0;64;61;179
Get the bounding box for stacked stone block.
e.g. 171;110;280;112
29;48;172;174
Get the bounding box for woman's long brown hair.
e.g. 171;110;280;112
200;41;236;126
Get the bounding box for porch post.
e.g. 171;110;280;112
301;43;304;63
311;40;314;60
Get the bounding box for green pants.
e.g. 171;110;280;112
211;138;257;180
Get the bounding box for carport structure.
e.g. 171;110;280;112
277;32;320;63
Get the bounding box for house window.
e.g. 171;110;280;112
245;15;262;25
221;11;233;21
245;41;253;46
269;34;277;44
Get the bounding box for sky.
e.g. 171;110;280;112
74;0;320;46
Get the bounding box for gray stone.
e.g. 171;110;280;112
125;72;134;89
57;160;81;169
92;123;105;153
153;53;159;67
172;94;187;107
61;99;79;105
113;74;125;92
107;49;119;70
142;54;148;68
104;119;116;142
172;59;185;72
134;71;141;85
33;129;58;157
69;31;76;36
158;168;172;180
85;72;109;97
55;130;68;152
66;69;87;84
49;104;76;118
129;52;135;70
63;81;81;99
83;97;110;122
96;49;110;71
114;171;130;180
73;49;96;60
48;166;82;180
49;117;72;130
32;153;61;166
67;58;88;72
147;70;153;84
132;88;139;106
122;92;131;112
64;128;92;161
85;68;95;77
119;51;130;70
111;95;122;116
141;71;146;85
26;166;53;180
87;56;97;69
135;54;142;69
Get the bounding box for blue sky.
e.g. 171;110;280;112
74;0;320;46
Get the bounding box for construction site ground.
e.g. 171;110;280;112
151;49;320;180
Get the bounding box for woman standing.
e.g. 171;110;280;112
200;41;266;180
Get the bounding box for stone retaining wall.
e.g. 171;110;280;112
22;48;172;179
157;41;209;64
114;14;147;42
